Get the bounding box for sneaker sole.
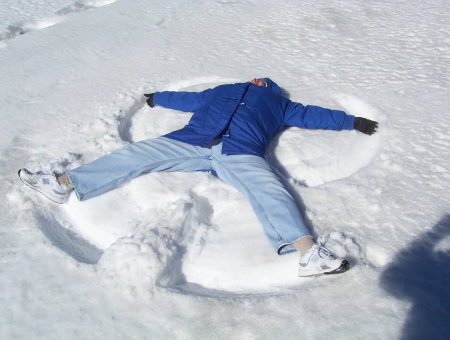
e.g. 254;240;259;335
18;169;66;204
299;260;350;277
324;260;350;275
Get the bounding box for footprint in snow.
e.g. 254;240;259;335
0;0;117;42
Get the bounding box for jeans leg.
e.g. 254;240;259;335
68;137;211;201
211;149;312;255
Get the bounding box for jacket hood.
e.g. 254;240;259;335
260;78;282;96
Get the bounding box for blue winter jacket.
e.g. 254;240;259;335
153;78;355;157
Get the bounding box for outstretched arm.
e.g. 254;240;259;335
284;101;355;131
143;89;212;112
284;101;378;135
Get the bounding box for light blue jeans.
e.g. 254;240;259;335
68;137;312;255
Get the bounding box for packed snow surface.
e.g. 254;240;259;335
1;0;449;339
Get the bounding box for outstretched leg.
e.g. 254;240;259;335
211;152;311;255
211;149;349;276
20;137;212;202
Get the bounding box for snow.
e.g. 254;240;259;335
1;0;449;339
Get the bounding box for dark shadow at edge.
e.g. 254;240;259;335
34;211;103;264
380;214;450;340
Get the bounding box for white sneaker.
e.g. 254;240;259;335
18;168;72;204
298;244;349;277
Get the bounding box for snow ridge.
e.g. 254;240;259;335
0;0;117;43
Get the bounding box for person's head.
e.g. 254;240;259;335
250;78;282;96
250;78;268;87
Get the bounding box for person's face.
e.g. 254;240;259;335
250;78;268;87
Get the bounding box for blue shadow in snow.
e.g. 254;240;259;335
380;214;450;340
34;212;103;264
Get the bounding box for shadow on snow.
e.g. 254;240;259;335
380;214;450;340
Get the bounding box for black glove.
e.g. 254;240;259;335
144;93;155;108
354;117;378;135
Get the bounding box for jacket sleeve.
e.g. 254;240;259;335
153;89;213;112
283;100;355;131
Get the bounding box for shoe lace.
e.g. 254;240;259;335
316;244;334;259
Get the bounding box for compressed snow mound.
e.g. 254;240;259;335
12;78;374;295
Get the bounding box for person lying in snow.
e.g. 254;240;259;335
19;78;378;277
